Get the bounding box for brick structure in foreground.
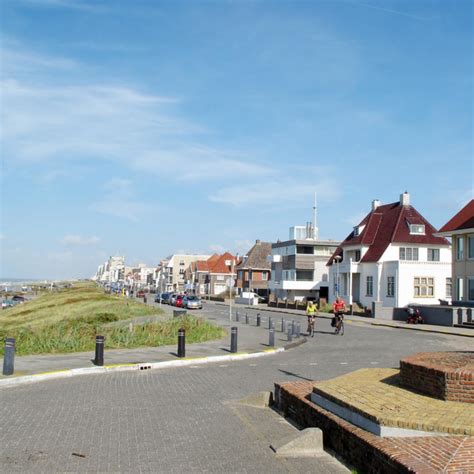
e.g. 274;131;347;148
275;380;474;474
400;352;474;403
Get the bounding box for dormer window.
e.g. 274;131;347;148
353;225;365;237
409;224;425;235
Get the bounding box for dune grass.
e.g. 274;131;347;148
0;282;226;355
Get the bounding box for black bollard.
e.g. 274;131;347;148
269;317;272;329
143;295;147;304
3;337;15;376
245;313;249;324
94;335;105;366
178;328;186;358
287;326;292;342
281;318;286;333
236;311;240;322
256;313;261;327
230;327;238;353
269;327;275;347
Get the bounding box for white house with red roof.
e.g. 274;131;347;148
327;192;452;310
436;199;474;304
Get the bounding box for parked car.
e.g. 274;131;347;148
1;299;16;309
183;295;202;310
12;295;26;303
240;292;268;304
155;292;170;303
175;295;185;307
169;293;178;306
137;290;146;298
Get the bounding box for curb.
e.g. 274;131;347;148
0;348;285;389
370;321;474;338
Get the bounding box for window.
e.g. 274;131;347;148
387;276;395;297
262;272;268;281
427;248;440;262
446;278;452;298
355;250;361;262
414;277;434;297
296;270;314;281
366;276;373;296
248;270;252;281
409;224;425;235
216;275;224;281
399;247;419;261
297;245;314;254
456;236;464;260
456;278;464;300
179;269;185;275
468;236;474;259
353;225;365;237
469;278;474;301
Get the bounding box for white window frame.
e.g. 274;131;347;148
387;276;395;297
409;224;425;235
399;247;419;261
468;235;474;260
262;272;268;281
456;236;464;261
446;278;452;298
414;276;435;298
216;275;224;281
427;248;440;262
366;276;373;297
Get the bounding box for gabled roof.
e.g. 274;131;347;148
192;253;238;274
236;240;272;270
438;200;474;233
328;200;450;265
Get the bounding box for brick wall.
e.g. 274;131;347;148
399;352;474;403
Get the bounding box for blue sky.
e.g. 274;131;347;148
1;0;472;279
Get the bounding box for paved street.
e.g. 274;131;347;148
1;303;471;473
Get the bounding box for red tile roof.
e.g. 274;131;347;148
438;200;474;233
328;200;450;265
192;253;238;274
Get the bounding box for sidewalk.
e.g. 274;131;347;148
0;302;304;383
220;302;474;338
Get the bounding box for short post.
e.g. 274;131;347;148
236;311;240;322
292;320;296;336
245;313;249;324
296;322;301;338
256;313;261;327
269;327;275;347
281;318;286;333
268;317;272;329
178;328;185;358
230;327;238;353
143;295;147;304
2;337;15;376
94;335;105;366
287;326;292;342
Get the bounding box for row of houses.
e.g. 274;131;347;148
93;192;474;312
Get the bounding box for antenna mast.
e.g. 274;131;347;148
313;191;319;240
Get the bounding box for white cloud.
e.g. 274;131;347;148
60;235;100;246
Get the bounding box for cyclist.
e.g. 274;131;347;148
332;297;347;333
306;300;318;337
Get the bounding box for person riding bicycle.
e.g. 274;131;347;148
332;297;347;326
306;301;318;337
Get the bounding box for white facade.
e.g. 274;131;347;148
167;254;211;292
329;240;452;308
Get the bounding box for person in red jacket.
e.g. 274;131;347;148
332;297;346;317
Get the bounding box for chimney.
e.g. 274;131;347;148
372;199;381;211
255;239;261;244
400;191;410;206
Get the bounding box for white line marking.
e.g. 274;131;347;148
219;365;228;367
249;364;257;367
370;362;378;364
309;363;318;366
340;362;348;365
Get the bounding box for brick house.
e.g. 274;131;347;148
186;253;239;297
436;199;474;304
236;240;272;298
327;192;452;308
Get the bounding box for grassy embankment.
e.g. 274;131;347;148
0;282;226;356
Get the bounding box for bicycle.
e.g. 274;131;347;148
307;316;315;337
334;313;344;336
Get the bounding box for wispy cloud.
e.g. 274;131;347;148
59;234;100;246
17;0;108;13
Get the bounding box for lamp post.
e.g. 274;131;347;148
334;255;341;298
225;259;235;321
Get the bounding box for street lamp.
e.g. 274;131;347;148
334;255;342;298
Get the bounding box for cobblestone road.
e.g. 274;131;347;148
1;315;471;472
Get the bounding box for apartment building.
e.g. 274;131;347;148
269;225;339;302
167;254;211;292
